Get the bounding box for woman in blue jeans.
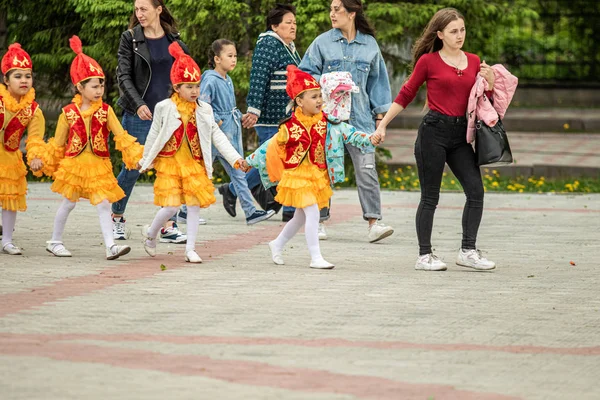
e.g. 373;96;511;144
299;0;394;243
113;0;190;242
220;4;301;222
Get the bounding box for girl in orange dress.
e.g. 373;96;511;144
44;36;143;260
139;42;248;263
0;43;48;255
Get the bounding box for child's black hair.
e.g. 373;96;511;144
207;39;235;69
75;77;105;94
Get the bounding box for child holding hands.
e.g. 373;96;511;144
247;66;379;269
139;42;249;263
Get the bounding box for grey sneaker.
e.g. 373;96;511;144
415;253;447;271
456;249;496;270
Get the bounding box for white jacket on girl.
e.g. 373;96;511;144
139;98;242;176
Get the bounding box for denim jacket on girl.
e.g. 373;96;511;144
299;28;391;153
246;115;373;189
200;69;243;156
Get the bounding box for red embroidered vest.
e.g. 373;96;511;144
0;95;39;152
282;114;327;169
63;103;111;158
157;114;202;162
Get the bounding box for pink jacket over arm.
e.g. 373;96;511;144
466;64;518;143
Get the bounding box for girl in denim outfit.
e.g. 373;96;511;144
200;39;275;225
299;0;394;243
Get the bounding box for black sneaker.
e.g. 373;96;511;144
282;211;295;222
218;183;237;217
246;209;276;225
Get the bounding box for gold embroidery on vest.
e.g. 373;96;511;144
0;99;5;117
93;129;107;152
314;120;327;137
314;140;325;166
69;134;84;155
189;134;201;159
94;107;108;124
6;130;21;149
15;105;33;126
289;123;304;141
64;109;81;127
162;135;178;154
287;142;305;165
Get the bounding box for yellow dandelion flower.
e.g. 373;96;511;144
400;185;405;190
450;179;456;185
491;181;499;187
563;123;570;130
344;177;349;182
147;171;154;176
406;165;412;170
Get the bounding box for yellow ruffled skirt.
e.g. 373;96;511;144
153;141;215;208
0;146;27;211
275;159;332;209
51;148;125;205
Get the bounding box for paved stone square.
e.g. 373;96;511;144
1;183;599;400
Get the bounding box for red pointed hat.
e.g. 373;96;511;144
286;65;320;99
169;42;200;85
69;35;104;85
1;43;33;75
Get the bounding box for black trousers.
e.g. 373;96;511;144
414;111;484;255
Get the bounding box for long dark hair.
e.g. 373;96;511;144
410;8;464;70
207;39;235;69
129;0;178;35
340;0;376;38
266;3;296;31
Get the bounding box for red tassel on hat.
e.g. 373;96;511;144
169;42;201;85
68;35;104;85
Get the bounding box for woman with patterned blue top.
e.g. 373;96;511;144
219;4;301;222
299;0;394;243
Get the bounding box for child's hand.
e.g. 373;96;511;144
372;126;386;145
30;158;43;171
239;159;251;172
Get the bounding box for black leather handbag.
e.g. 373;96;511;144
475;118;513;166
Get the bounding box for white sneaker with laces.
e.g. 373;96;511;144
368;222;394;243
456;249;496;270
268;241;284;265
2;242;22;255
317;223;328;240
46;241;72;257
185;250;202;263
106;244;131;260
112;216;128;240
415;253;447;271
159;223;187;243
309;258;335;269
141;225;157;257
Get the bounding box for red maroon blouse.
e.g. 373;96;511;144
394;51;481;117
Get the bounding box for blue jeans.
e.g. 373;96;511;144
216;155;256;218
230;126;294;213
111;113;177;222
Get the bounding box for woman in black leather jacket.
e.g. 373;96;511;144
112;0;189;241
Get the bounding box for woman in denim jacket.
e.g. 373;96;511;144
299;0;394;243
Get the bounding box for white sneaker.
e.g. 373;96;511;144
268;241;284;265
106;244;131;260
185;250;202;263
309;258;335;269
141;225;157;257
317;223;328;240
177;211;207;225
2;242;22;255
368;222;394;243
159;223;187;243
456;249;496;270
112;216;129;240
46;241;72;257
415;253;447;271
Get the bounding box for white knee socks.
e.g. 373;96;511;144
271;204;323;263
51;199;77;242
185;205;200;252
148;206;179;239
96;200;115;249
1;209;17;246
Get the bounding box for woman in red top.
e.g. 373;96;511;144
373;8;496;272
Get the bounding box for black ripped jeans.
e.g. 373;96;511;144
414;110;484;255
